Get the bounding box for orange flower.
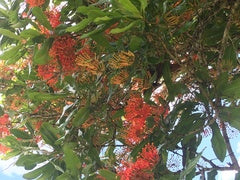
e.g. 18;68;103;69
108;51;135;69
118;143;159;180
26;0;45;8
45;9;61;28
124;95;151;145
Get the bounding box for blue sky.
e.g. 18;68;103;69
0;132;239;180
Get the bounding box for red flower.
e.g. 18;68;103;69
37;61;59;87
45;9;61;28
49;35;77;73
37;35;77;87
0;114;10;154
25;0;45;7
118;144;159;180
124;95;151;145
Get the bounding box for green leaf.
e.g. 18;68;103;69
0;106;3;116
147;56;163;64
112;109;124;119
98;169;119;180
138;0;148;13
210;122;226;162
110;21;139;34
77;6;101;15
0;28;22;40
222;79;240;98
207;170;217;180
129;36;143;51
16;154;46;170
223;45;237;67
73;107;91;127
10;129;32;139
179;150;203;179
0;44;23;60
90;32;112;50
130;139;148;160
146;116;155;128
20;29;41;39
66;18;91;32
89;147;102;167
94;16;112;24
40;122;59;148
116;0;142;18
63;144;81;176
219;107;240;131
56;173;72;180
33;39;51;65
27;91;67;101
23;163;53;180
32;7;52;30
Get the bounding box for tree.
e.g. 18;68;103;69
0;0;239;179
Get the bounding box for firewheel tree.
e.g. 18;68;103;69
0;0;239;179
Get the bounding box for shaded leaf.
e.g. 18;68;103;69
210;122;226;162
207;170;217;180
219;107;240;131
179;150;203;179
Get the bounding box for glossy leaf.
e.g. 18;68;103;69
98;169;119;180
32;7;52;30
33;39;51;65
0;44;22;60
10;129;32;139
63;144;81;176
210;122;226;162
110;21;139;34
73;107;91;127
179;150;203;179
40;122;59;148
0;28;22;40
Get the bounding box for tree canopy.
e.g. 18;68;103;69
0;0;240;179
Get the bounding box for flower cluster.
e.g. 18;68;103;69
26;0;45;7
110;70;129;85
76;46;104;75
108;51;135;69
45;9;61;28
38;8;61;37
37;35;77;87
118;143;159;180
124;95;152;145
49;35;77;73
0;114;10;154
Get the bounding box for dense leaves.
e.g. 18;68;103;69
0;0;240;179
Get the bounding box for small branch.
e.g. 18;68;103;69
221;122;240;171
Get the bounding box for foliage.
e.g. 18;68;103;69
0;0;240;179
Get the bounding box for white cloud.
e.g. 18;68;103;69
0;157;27;177
218;170;237;180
